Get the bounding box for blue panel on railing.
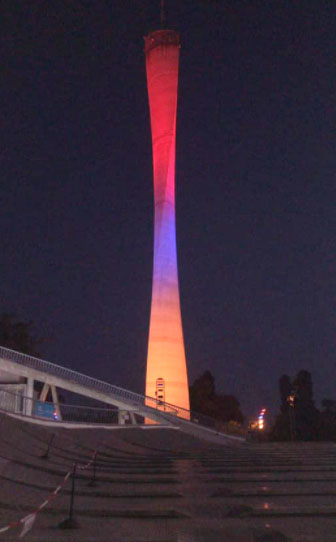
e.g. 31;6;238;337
0;345;242;436
34;401;58;420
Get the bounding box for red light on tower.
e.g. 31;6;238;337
144;29;190;417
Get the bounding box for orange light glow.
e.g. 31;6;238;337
144;30;190;418
257;408;266;430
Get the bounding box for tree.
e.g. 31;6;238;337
279;374;291;414
189;370;215;414
189;371;244;424
0;313;42;356
270;369;321;441
269;374;292;441
293;370;319;440
0;313;64;402
321;399;336;414
215;394;244;424
318;398;336;441
0;312;45;394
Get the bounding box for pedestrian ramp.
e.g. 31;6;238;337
0;345;245;445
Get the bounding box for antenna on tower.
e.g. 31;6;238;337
160;0;166;28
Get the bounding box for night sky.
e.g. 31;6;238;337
1;1;335;420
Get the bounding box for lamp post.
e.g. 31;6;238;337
287;391;296;441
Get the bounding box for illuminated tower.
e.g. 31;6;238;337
145;29;190;414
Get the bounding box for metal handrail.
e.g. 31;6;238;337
0;345;246;439
0;345;184;415
0;387;146;425
0;345;147;401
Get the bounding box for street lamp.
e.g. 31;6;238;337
287;390;296;441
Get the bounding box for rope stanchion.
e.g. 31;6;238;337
0;448;97;538
0;469;71;538
41;433;55;460
87;452;98;487
78;449;96;471
58;463;79;530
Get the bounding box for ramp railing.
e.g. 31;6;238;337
0;345;246;439
0;387;146;425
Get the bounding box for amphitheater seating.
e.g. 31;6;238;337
0;413;336;540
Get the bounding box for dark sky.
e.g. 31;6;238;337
1;0;335;420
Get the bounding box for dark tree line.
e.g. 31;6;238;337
189;370;244;425
1;315;244;419
0;313;42;356
270;369;336;441
0;313;56;398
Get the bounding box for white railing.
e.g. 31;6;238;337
0;345;181;416
0;345;246;440
0;345;146;401
0;387;146;425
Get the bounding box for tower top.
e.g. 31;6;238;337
144;29;180;54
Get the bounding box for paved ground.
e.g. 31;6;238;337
0;413;336;541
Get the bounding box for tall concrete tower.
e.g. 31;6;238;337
144;29;190;415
